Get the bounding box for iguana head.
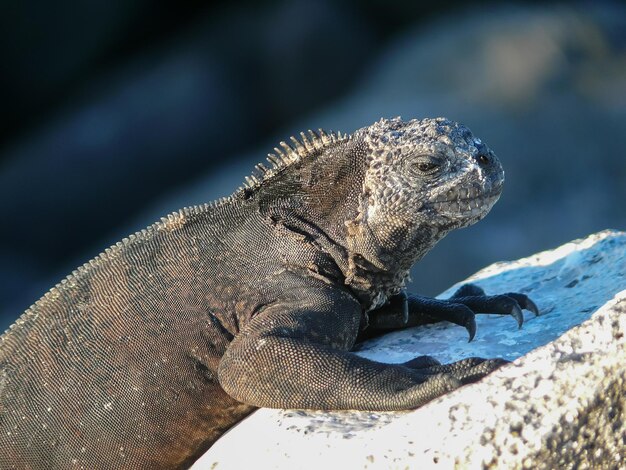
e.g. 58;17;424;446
357;116;504;233
343;117;504;307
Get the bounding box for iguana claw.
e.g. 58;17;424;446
465;316;477;342
510;303;524;329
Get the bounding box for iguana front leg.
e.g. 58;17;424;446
217;286;505;411
362;283;539;342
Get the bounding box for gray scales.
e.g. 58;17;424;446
0;117;537;469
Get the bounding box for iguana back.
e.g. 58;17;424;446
0;203;265;467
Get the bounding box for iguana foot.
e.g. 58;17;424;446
361;285;539;342
398;284;539;342
443;283;539;341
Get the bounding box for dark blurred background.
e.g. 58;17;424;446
2;0;625;330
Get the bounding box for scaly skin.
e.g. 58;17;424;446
0;117;537;469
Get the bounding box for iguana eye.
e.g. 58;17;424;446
417;161;438;173
412;156;442;175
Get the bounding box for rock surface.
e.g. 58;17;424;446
193;230;626;469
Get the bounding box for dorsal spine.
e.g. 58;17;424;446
236;128;349;193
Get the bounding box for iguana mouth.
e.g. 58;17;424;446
433;183;502;204
431;183;502;218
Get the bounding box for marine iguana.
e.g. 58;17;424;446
0;117;537;469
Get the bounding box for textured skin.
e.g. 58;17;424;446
0;117;535;469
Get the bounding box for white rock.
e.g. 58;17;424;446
193;230;626;469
